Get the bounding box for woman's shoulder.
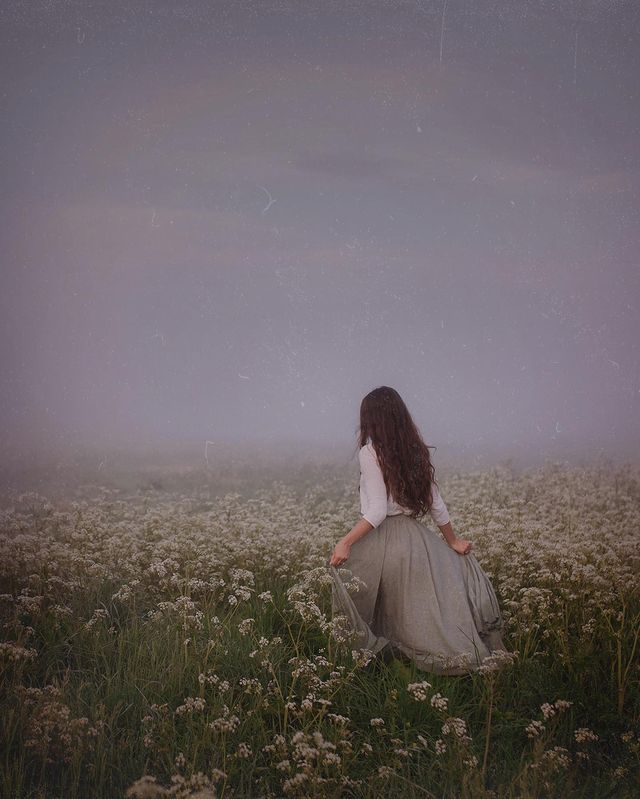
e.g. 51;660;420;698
358;438;378;463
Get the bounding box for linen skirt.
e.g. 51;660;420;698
326;512;508;675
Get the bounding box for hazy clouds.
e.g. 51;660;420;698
1;0;638;470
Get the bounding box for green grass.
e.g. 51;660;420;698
1;463;639;798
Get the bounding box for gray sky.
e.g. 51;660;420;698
1;0;639;469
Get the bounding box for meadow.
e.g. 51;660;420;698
0;455;638;798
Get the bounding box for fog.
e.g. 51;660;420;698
2;1;639;486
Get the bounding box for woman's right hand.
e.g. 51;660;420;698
449;537;473;555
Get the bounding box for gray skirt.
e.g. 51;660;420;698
326;513;508;675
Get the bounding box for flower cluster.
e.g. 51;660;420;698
15;684;102;765
1;463;637;796
407;680;432;701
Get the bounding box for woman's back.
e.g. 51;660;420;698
358;439;450;529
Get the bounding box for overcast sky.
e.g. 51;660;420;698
1;0;639;468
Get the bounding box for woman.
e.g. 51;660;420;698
328;386;508;675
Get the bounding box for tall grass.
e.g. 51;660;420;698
0;462;638;797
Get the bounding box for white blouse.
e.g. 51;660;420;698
359;440;451;529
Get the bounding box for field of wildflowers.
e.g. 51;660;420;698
0;459;638;798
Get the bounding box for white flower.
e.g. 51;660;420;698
175;697;206;716
574;727;599;743
407;680;432;701
442;717;469;740
525;720;545;738
237;617;255;635
430;692;449;711
540;702;556;720
235;742;252;759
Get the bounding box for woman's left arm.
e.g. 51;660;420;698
329;517;374;566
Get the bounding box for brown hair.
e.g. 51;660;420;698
355;386;441;519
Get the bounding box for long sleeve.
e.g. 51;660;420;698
358;443;388;528
429;480;450;526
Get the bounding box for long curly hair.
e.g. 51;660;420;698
355;386;442;520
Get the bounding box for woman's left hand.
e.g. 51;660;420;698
449;537;473;555
330;539;351;567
